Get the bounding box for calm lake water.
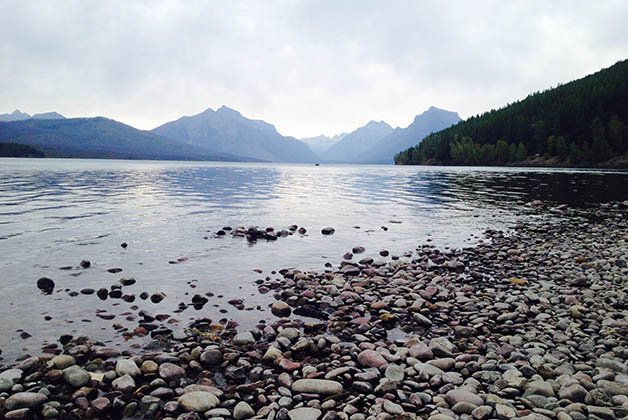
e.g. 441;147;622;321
0;158;627;362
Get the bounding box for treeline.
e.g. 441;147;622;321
0;142;45;158
395;59;628;166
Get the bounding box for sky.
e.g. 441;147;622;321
1;1;628;138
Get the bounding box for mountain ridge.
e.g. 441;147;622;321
152;106;318;163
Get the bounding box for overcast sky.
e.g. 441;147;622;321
1;1;627;138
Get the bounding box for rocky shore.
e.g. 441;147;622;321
1;201;627;420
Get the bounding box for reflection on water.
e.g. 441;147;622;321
0;158;626;361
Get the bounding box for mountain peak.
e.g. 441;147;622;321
217;105;241;116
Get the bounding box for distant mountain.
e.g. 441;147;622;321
0;110;31;122
300;133;347;155
32;111;65;120
0;117;248;161
356;106;461;164
321;120;393;162
152;106;318;163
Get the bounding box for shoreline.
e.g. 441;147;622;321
1;201;627;420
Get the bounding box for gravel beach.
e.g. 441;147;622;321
1;201;627;420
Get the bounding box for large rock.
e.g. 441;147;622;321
5;392;48;410
233;331;254;345
159;362;186;381
357;349;387;368
112;374;136;393
51;355;75;369
597;380;628;396
0;369;23;384
429;337;457;357
558;383;590;402
292;379;343;395
63;365;91;387
524;380;555;398
409;342;433;361
288;407;322;420
445;389;483;407
116;359;141;377
177;391;220;412
233;401;255;420
271;301;292;317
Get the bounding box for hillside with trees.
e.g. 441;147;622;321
395;59;628;168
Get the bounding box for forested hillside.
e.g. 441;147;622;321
395;59;628;167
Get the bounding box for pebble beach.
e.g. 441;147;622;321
1;201;627;420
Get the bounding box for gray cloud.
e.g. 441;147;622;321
1;0;627;138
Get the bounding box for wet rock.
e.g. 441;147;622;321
5;392;48;410
62;365;91;387
36;277;55;293
150;292;165;303
51;354;75;369
429;337;457;357
96;288;108;300
445;389;483;407
559;383;590;403
91;396;111;412
288;407;322;420
233;401;255;420
357;349;387;368
292;379;343;395
120;277;136;286
200;348;222;365
80;259;91;268
112;374;136;393
116;359;141;377
272;301;292;317
321;227;335;235
178;391;220;412
159;362;186;381
233;331;255;345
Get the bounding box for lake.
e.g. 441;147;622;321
0;158;627;362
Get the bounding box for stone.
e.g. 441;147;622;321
292;379;343;395
495;403;515;419
263;346;284;362
452;401;479;414
357;349;387;368
525;380;555;397
63;365;91;387
409;343;433;361
200;349;223;365
5;408;31;419
160;362;186;381
116;359;141;376
558;383;590;402
383;400;404;415
586;406;615;420
596;358;628;374
233;331;254;345
37;277;55;292
321;227;335;235
0;377;11;392
91;397;111;412
0;369;23;384
384;364;405;382
112;374;136;393
445;389;483;407
413;313;433;327
472;405;492;420
597;380;628;396
429;337;457;357
51;354;75;369
178;391;220;412
5;392;48;410
233;401;255;420
272;301;292;317
289;407;322;420
141;360;159;374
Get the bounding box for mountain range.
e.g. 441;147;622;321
0;105;460;163
0;110;65;122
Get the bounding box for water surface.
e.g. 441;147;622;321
0;158;626;361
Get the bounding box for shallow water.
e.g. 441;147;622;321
0;158;626;362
